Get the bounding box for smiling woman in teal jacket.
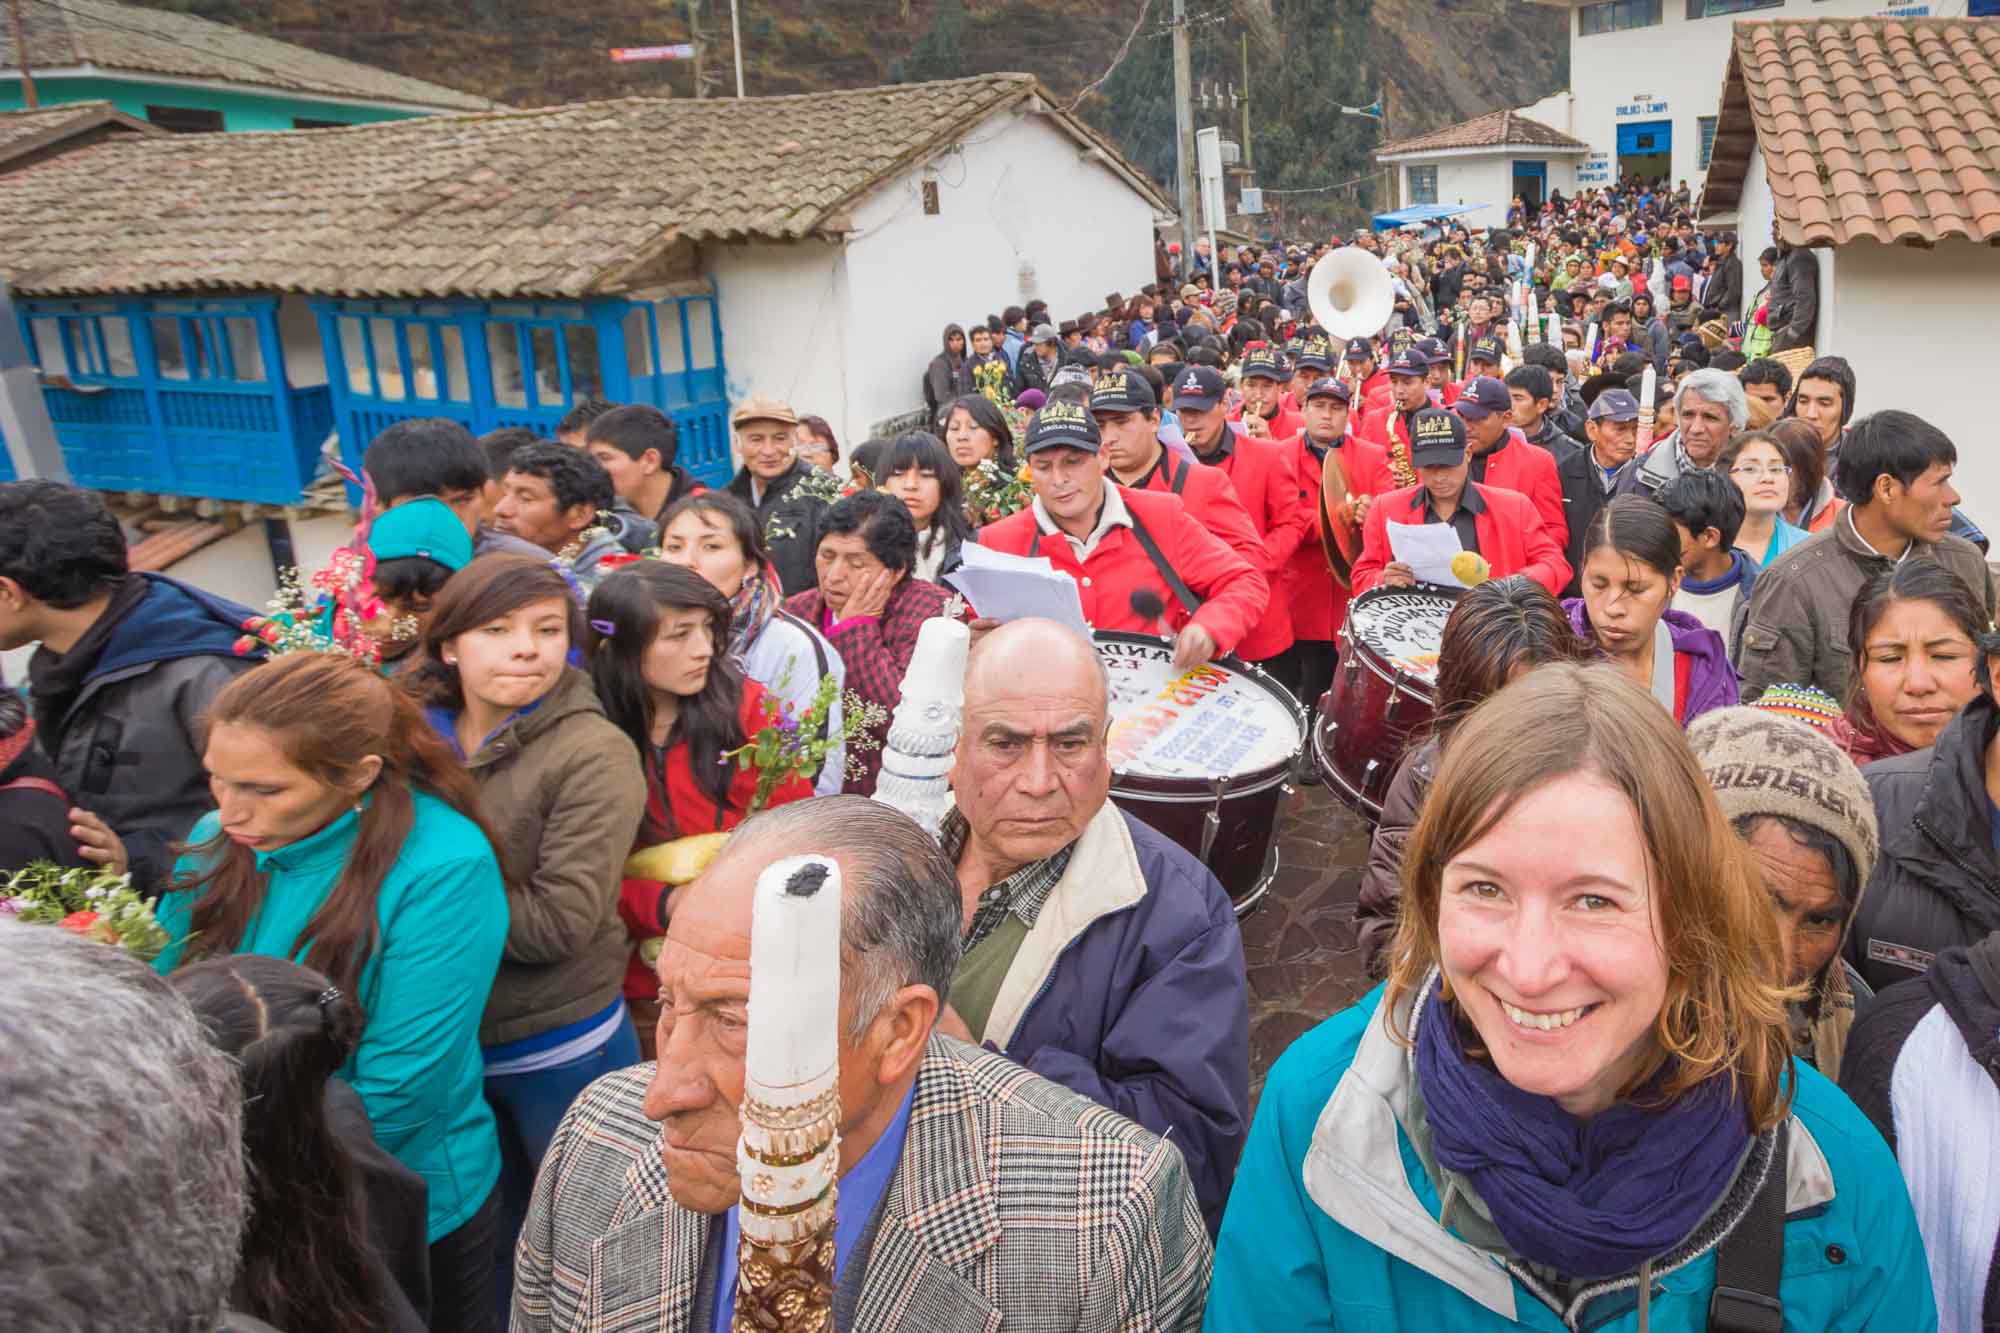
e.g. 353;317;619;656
1206;662;1934;1333
154;652;509;1333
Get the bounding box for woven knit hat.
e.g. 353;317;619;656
1685;706;1878;889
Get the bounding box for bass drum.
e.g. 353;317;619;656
1094;632;1305;919
1313;586;1458;820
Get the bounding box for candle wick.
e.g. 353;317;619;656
784;862;830;898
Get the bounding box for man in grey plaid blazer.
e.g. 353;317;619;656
512;797;1212;1332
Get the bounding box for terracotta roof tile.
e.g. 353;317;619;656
1702;17;2000;246
1374;109;1589;158
0;74;1168;300
4;0;493;111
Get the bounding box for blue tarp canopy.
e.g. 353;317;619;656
1372;203;1485;231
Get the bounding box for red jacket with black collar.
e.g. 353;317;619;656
1348;481;1572;597
1469;427;1568;554
975;484;1270;656
1122;446;1293;659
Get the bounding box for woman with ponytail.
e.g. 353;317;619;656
172;954;429;1333
153;651;510;1333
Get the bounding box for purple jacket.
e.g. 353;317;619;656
1563;599;1739;726
974;803;1249;1236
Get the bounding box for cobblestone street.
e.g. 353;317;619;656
1238;780;1377;1109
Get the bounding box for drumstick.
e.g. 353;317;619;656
1129;588;1173;641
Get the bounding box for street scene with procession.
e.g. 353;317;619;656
3;0;1998;1328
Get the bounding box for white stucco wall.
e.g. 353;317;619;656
706;237;850;464
1560;0;1914;190
840;103;1159;440
1821;239;2000;524
1396;150;1581;229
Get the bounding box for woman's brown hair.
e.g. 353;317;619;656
173;652;504;1006
1767;417;1826;517
407;552;583;710
1385;661;1796;1130
1432;576;1590;747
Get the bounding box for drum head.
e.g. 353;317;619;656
1317;451;1362;588
1345;587;1458;685
1094;633;1303;781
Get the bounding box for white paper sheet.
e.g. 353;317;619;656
946;541;1090;635
1386;520;1470;588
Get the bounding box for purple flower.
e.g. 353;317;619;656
0;896;20;917
777;712;800;735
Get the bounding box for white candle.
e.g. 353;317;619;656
1584;321;1599;362
1639;365;1657;413
744;854;841;1100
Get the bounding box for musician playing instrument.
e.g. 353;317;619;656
1356;347;1433;488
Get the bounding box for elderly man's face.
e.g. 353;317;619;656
952;643;1112;871
1678;393;1734;466
642;843;904;1213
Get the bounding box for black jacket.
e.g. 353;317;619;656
1520;417;1582;466
1702;251;1744;324
726;457;834;597
1016;346;1061;398
922;324;973;429
1850;692;2000;992
0;725;86;874
1555;441;1622;598
1838;932;2000;1332
1768;247;1820;352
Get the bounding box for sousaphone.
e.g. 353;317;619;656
1306;249;1395;589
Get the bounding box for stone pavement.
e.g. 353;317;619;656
1238;779;1378;1110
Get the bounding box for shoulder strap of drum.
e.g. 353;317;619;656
1167;453;1191;496
1124;505;1204;617
1707;1121;1788;1333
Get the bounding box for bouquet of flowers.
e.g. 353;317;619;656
963;456;1034;525
0;861;171;962
724;673;888;813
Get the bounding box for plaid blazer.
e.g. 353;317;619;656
511;1035;1212;1332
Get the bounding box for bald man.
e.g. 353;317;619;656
939;618;1249;1234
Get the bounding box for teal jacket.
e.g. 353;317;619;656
156;790;508;1243
1205;983;1936;1333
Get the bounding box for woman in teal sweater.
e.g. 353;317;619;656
155;651;509;1333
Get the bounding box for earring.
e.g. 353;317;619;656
444;654;457;665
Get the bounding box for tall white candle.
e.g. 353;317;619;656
744;855;841;1099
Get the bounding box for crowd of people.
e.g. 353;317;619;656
2;175;1997;1333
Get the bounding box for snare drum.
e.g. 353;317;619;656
1094;631;1305;919
1313;586;1458;819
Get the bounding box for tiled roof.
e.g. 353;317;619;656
0;98;157;167
4;0;492;111
0;74;1169;300
1702;18;2000;247
1376;109;1589;159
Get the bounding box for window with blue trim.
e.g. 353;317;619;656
486;303;605;410
335;305;472;404
149;302;267;382
1698;116;1718;169
27;305;141;381
1407;165;1438;206
1579;0;1662;33
1685;0;1778;16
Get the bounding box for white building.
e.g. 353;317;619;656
1520;0;1976;192
1700;16;2000;510
1375;109;1592;227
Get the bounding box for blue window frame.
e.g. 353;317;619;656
1686;0;1779;16
1407;165;1438;206
1579;0;1662;34
1698;116;1719;169
24;302;141;382
148;301;270;383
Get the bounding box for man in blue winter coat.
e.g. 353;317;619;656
0;480;261;891
938;617;1250;1234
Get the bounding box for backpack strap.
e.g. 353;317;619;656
1707;1122;1789;1333
1123;504;1203;618
774;609;835;748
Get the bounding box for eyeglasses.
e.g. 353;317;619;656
1730;463;1792;479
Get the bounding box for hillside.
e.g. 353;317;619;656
134;0;1566;231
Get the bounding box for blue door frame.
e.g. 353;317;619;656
1512;159;1548;206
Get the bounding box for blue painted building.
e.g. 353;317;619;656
3;0;492;131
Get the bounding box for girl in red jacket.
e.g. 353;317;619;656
583;562;812;1029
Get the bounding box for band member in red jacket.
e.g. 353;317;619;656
1285;333;1335;412
1229;348;1304;443
1357;347;1435;480
975;401;1268;669
1093;369;1294;673
1346;337;1391;418
1349;408;1572;597
1452;376;1568;551
1281;377;1392;707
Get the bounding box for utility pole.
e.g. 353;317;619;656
689;0;708;98
8;0;37;108
1239;31;1252;172
1171;0;1197;272
729;0;745;97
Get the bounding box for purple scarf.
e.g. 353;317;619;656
1415;977;1752;1279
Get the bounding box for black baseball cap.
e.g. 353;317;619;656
1588;389;1641;423
1415;336;1451;366
1386;348;1427;379
1344;337;1375;362
1241;348;1287;382
1409;408;1468;467
1172;365;1227;411
1303;377;1353;405
1294;336;1334;372
1023;400;1102;454
1090;369;1157;415
1468;334;1505;365
1452;376;1511;420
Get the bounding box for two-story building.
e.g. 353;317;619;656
3;0;492;131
